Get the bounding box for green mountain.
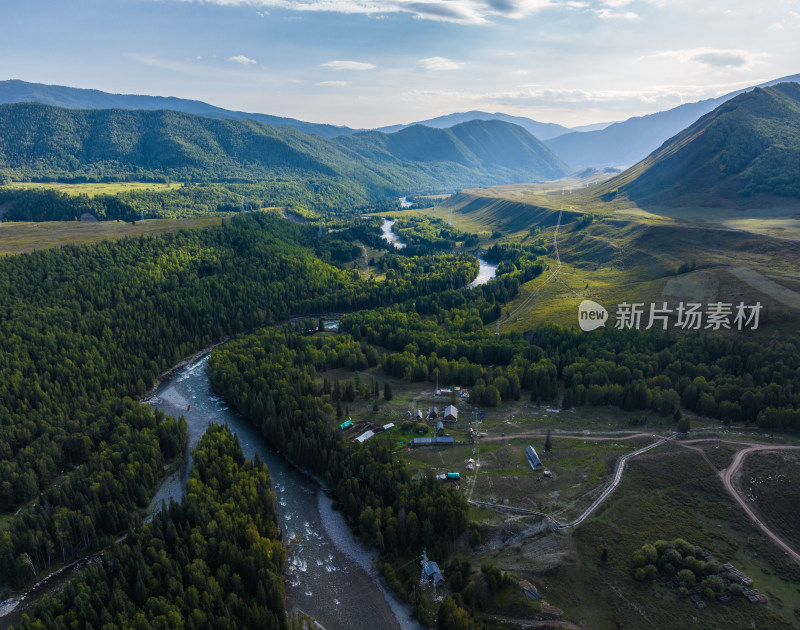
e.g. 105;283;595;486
596;83;800;206
334;120;570;185
0;79;355;138
0;103;570;195
377;110;570;141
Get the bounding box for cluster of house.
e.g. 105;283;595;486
412;405;459;423
409;405;459;447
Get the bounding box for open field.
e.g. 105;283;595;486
741;451;800;554
481;445;800;629
3;182;181;196
0;217;224;255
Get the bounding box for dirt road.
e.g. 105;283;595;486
718;444;800;566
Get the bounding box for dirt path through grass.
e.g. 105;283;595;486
718;443;800;566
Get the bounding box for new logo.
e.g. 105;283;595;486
578;300;608;331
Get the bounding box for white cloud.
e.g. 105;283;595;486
316;80;349;86
650;47;769;70
596;8;639;19
229;54;257;64
419;56;463;70
321;60;376;70
175;0;552;25
401;81;753;114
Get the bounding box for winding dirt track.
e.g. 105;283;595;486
479;431;666;443
674;438;800;566
718;443;800;566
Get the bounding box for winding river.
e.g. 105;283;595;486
380;218;497;286
145;356;422;630
381;219;406;249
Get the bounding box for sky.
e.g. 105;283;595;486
1;0;799;128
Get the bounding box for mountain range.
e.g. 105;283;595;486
3;75;799;175
0;79;355;138
595;83;800;206
545;73;800;169
0;103;569;195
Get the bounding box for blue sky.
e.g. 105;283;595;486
2;0;798;128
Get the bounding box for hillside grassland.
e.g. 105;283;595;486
411;185;800;335
0;216;225;255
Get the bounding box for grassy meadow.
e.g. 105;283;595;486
4;181;182;197
0;217;225;255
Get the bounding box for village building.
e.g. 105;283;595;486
354;430;374;443
421;549;444;587
526;445;543;470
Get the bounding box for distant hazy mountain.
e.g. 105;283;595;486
568;121;615;133
0;103;569;194
597;83;800;206
0;79;355;138
377;110;570;141
545;73;800;169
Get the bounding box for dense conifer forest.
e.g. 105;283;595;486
12;425;289;630
0;211;476;593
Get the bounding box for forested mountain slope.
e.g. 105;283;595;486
597;83;800;206
0;104;570;198
0;78;354;138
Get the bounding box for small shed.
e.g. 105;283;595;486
339;419;353;431
415;409;424;421
526;445;543;470
444;405;458;423
436;420;444;435
429;407;439;419
355;430;375;444
519;580;541;601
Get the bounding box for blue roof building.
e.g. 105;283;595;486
526;445;543;470
422;549;444;586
